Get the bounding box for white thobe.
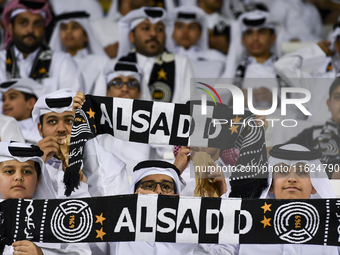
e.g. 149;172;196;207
73;48;109;96
274;44;335;123
3;242;92;255
19;118;41;145
91;15;121;48
45;158;90;199
92;134;173;177
0;114;24;142
82;137;130;196
134;52;195;103
0;46;84;94
174;46;226;78
269;0;324;42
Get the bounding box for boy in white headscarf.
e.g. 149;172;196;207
223;10;284;111
0;141;91;255
110;160;237;255
171;5;226;78
0;79;44;144
238;143;340;254
33;89;128;255
49;11;109;96
116;7;195;103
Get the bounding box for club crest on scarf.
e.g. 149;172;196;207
1;196;340;247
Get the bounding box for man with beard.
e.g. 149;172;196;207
116;7;195;103
0;0;84;95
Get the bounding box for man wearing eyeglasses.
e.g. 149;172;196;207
106;62;141;100
109;160;236;254
74;61;174;179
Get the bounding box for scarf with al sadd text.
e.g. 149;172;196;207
0;196;339;252
63;95;268;196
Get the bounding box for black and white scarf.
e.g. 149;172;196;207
6;41;52;80
63;95;267;196
119;51;175;102
0;196;339;251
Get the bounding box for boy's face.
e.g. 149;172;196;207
8;12;45;54
38;111;74;138
135;174;177;195
327;85;340;123
2;89;36;121
242;28;276;58
0;160;40;199
129;19;166;57
107;75;141;99
172;21;202;50
270;163;316;199
60;21;88;52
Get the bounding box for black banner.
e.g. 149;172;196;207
1;196;340;247
65;96;266;196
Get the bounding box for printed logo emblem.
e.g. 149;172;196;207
274;202;319;244
51;200;93;242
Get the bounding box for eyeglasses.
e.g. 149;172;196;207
108;79;140;89
139;180;175;193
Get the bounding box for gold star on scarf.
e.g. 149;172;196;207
95;213;106;225
39;67;47;74
96;228;106;241
86;108;95;118
261;202;272;214
229;125;239;134
157;68;167;80
6;58;11;64
261;216;271;228
232;115;242;123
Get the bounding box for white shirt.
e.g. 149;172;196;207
93;134;173;177
174;46;226;78
0;114;25;142
274;44;335;123
91;14;121;48
134;52;195;103
0;46;85;94
270;0;324;42
73;48;109;96
82;137;130;196
19;118;41;145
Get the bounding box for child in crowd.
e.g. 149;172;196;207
111;160;236;255
171;5;226;78
238;143;339;254
49;11;109;96
0;141;91;255
0;79;43;144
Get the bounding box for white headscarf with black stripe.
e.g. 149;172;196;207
261;143;336;199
